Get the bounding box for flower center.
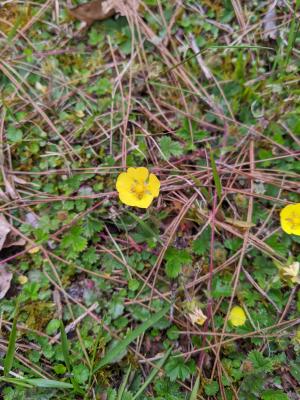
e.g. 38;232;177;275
132;182;146;199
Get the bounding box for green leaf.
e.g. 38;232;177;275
107;388;117;400
165;356;196;382
0;376;32;388
84;217;104;238
165;260;182;279
72;364;89;384
190;375;200;400
211;279;232;298
0;377;73;389
159;137;184;159
46;319;60;335
21;378;73;389
53;364;67;375
261;389;289;400
167;325;180;340
60;321;71;372
61;225;87;253
224;237;243;252
94;304;169;372
128;279;140;291
117;366;132;400
204;381;219;396
165;248;191;278
192;228;210;255
60;321;83;394
247;351;274;373
82;247;100;265
6;126;23;143
4;299;19;376
289;360;300;383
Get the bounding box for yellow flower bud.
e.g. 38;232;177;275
229;306;246;327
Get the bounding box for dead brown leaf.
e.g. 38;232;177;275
0;214;11;251
0;213;26;249
68;0;116;26
0;265;13;300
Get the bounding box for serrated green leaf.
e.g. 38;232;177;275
61;225;87;253
165;356;196;382
165;248;191;278
192;228;210;255
107;388;117;400
204;381;219;396
165;259;182;278
159;137;184;159
247;351;274;373
72;364;89;384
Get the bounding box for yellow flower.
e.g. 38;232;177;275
116;167;160;209
189;307;207;326
282;261;300;284
18;275;28;285
229;306;246;327
28;246;40;254
280;203;300;236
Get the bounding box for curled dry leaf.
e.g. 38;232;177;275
68;0;116;26
0;265;13;300
68;0;140;27
0;214;11;251
263;4;277;40
0;213;26;249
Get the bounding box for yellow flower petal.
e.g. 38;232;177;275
280;203;300;236
116;172;133;192
119;191;154;208
147;173;160;197
127;167;149;183
28;246;40;254
229;306;246;327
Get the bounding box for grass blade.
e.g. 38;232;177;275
0;376;73;390
23;378;73;389
94;304;169;372
117;365;131;400
189;375;200;400
0;376;33;388
4;299;19;376
60;320;83;394
210;151;222;201
60;320;71;372
132;347;172;400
